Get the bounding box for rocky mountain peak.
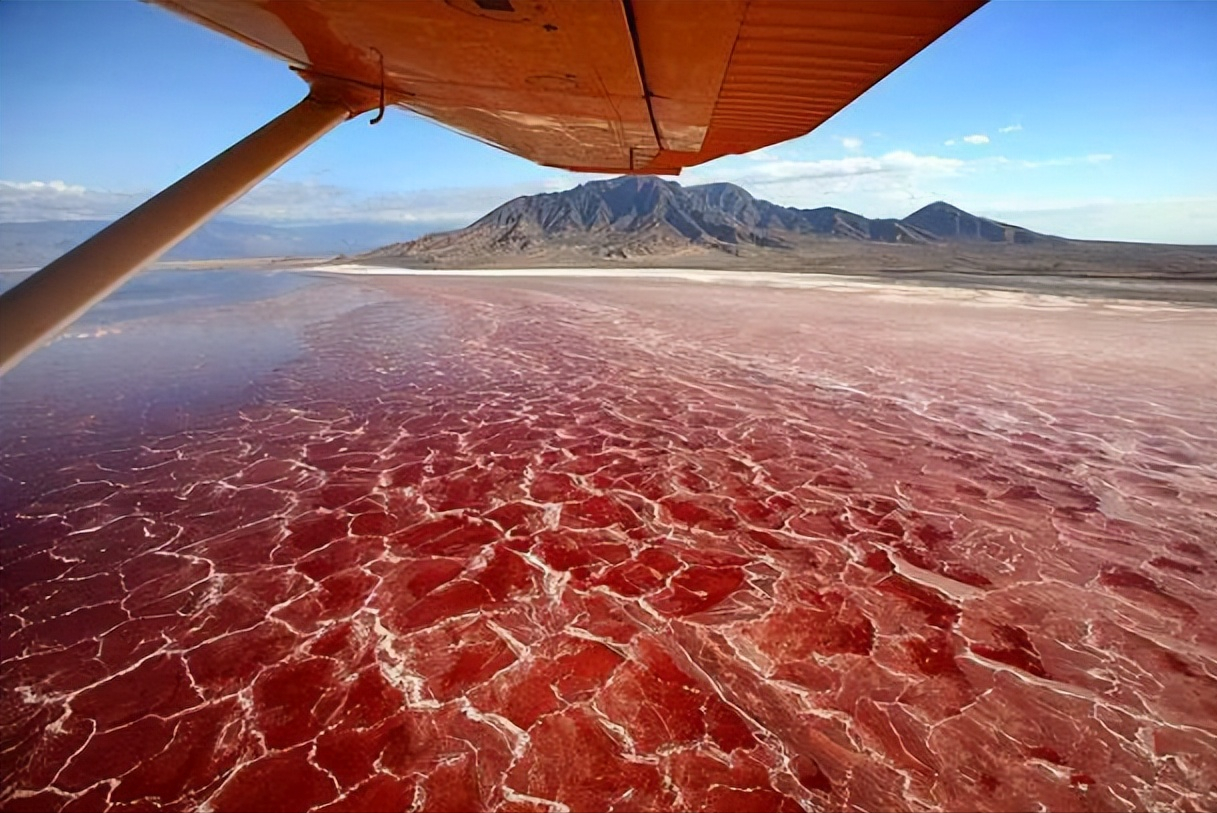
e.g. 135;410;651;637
362;177;1055;263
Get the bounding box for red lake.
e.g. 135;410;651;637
2;270;1214;812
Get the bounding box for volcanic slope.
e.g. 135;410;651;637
354;176;1217;305
361;176;1058;266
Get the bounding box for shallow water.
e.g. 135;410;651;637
2;271;1215;812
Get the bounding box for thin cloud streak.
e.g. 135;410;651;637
983;196;1217;244
0;177;571;227
1019;153;1112;169
0;180;142;222
4;150;1208;244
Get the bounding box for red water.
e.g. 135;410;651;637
2;274;1215;812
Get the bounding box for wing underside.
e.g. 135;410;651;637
0;0;983;373
152;0;983;174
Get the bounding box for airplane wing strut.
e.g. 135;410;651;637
0;0;983;375
0;82;376;375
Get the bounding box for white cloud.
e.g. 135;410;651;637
229;178;577;225
1019;153;1112;169
680;149;972;219
945;134;990;146
7;149;1198;243
740;145;782;162
677;144;1166;238
999;124;1023;134
5;180;86;194
0;180;141;221
840;136;863;151
0;177;567;227
981;196;1217;244
687;150;965;189
876;151;968;174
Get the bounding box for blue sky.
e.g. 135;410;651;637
1;0;1215;243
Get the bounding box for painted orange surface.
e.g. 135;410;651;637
152;0;983;174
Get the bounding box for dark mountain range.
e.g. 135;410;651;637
7;178;1214;305
362;175;1057;265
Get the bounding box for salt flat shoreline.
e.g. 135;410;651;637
305;262;1210;313
3;257;1214;310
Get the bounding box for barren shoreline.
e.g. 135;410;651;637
4;255;1215;308
307;262;1217;309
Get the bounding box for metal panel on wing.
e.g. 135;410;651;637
152;0;983;174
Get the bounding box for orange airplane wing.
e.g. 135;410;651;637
1;0;984;373
151;0;983;174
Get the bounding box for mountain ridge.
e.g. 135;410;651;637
362;176;1058;264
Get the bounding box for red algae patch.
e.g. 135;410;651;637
2;274;1216;812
